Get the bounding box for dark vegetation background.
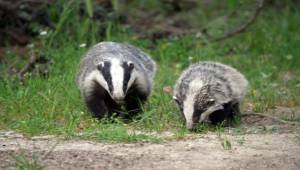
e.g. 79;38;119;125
0;0;299;141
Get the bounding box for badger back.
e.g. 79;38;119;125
173;62;248;129
197;62;248;102
174;62;248;104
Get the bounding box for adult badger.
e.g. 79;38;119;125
76;41;156;118
173;62;248;130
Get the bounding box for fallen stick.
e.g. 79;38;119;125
209;0;265;42
242;111;300;126
18;53;37;80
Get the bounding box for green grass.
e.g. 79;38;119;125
0;1;299;142
12;153;42;170
296;133;300;142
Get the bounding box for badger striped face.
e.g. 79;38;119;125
97;59;135;103
183;80;224;130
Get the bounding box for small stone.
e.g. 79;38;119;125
163;86;173;94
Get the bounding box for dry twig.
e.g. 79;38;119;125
18;52;37;80
208;0;265;42
242;111;300;126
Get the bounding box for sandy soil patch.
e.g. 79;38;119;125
0;132;299;170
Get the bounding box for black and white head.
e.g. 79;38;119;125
173;79;224;130
95;58;136;103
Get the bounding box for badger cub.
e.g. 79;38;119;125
173;62;248;130
76;41;156;119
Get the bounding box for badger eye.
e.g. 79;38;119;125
173;96;180;105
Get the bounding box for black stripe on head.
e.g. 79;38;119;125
122;61;134;94
97;61;113;93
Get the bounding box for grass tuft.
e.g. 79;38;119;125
0;1;299;142
12;153;42;170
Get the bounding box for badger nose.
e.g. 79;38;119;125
112;94;125;103
186;122;195;130
113;96;124;101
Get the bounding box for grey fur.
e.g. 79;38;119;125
76;41;156;118
173;61;248;129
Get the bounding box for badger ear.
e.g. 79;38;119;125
97;62;104;71
128;61;134;70
173;96;183;112
173;96;180;104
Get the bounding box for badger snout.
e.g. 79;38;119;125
111;93;125;104
186;122;196;130
186;114;211;130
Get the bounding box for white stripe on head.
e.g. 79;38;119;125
110;58;125;101
183;79;203;129
84;70;109;94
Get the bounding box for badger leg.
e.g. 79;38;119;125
123;90;148;119
85;92;123;118
103;94;123;118
209;102;238;125
224;102;241;126
84;93;108;119
232;102;241;116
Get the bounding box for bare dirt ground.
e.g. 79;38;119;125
0;132;299;170
0;107;300;170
